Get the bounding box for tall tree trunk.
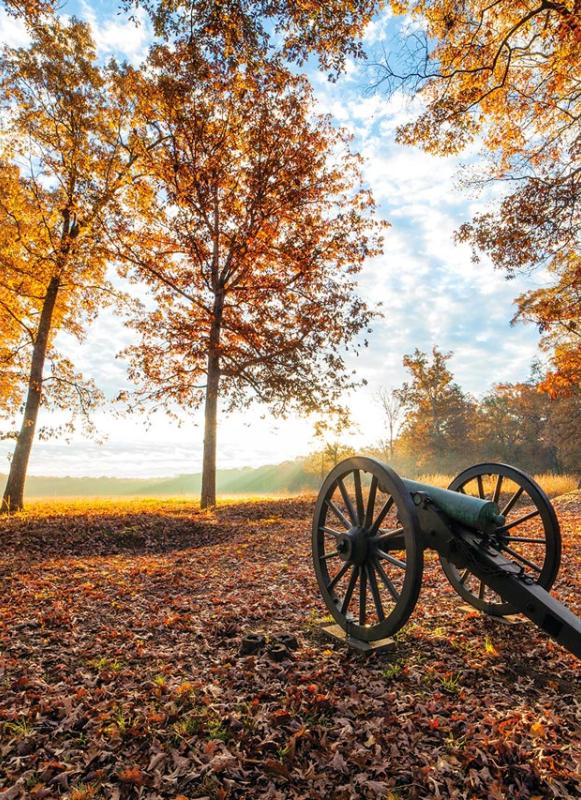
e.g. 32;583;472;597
200;291;224;510
2;275;60;513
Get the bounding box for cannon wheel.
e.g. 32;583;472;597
440;463;561;616
312;457;424;642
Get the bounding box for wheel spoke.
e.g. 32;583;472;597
498;509;540;532
359;565;367;625
459;567;471;584
340;566;359;614
326;500;351;530
370;496;394;534
505;536;546;544
501;485;524;516
364;476;378;528
320;550;339;561
372;526;404;543
321;525;343;539
492;474;502;505
377;550;406;570
328;562;350;591
443;466;558;615
373;558;400;601
353;470;364;525
367;564;385;621
502;545;543;574
338;479;357;526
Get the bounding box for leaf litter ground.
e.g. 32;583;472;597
0;494;579;799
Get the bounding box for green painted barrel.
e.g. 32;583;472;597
402;479;505;532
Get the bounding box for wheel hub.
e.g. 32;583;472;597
338;527;369;566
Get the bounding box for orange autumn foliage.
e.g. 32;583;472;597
0;16;143;511
127;0;385;73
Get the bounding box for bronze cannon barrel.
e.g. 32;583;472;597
402;479;505;532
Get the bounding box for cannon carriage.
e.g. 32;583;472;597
311;459;580;659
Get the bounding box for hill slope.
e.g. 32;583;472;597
0;459;319;497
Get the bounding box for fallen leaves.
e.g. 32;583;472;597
0;495;579;798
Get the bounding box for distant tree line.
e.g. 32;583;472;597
307;347;580;479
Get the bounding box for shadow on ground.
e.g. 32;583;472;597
0;497;315;563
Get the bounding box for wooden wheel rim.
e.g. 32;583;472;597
312;457;424;642
440;462;561;616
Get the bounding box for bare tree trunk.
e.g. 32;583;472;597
2;275;60;513
200;290;224;510
200;350;220;510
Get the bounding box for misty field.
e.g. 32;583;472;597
20;472;579;505
1;492;580;799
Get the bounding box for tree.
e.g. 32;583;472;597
514;258;581;398
376;386;402;461
307;409;356;480
395;347;474;471
115;49;384;508
545;390;581;474
376;0;580;389
0;168;32;415
1;0;55;19
474;381;555;471
475;376;580;473
126;0;384;74
0;17;140;512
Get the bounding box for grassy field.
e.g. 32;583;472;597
0;492;580;798
20;472;578;507
19;494;298;514
411;472;578;498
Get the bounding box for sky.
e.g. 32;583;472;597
0;2;551;478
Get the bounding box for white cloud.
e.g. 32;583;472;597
80;2;152;65
0;8;30;48
362;8;394;45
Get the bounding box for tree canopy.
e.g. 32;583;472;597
394;347;473;471
123;0;385;73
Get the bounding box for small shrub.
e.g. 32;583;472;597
382;663;402;680
439;673;461;694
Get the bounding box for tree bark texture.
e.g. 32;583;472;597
200;290;224;510
2;275;60;512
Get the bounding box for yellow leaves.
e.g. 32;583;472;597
530;720;546;738
483;637;498;656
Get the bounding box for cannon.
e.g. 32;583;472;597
311;458;581;659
